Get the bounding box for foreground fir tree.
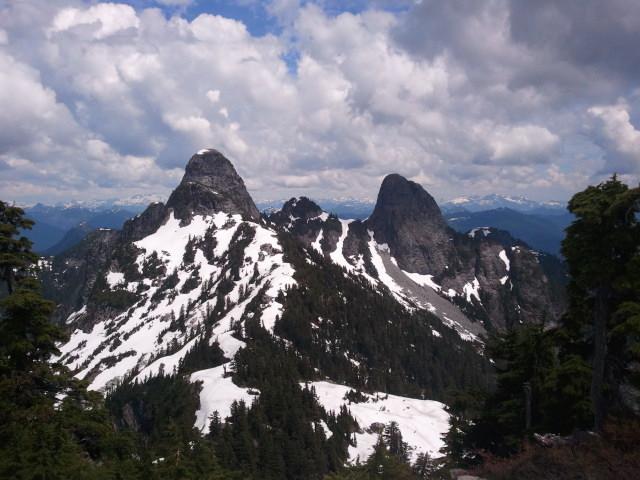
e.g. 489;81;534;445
562;175;640;431
0;202;142;478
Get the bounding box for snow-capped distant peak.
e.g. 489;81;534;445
441;193;565;214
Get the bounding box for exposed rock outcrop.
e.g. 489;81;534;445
166;149;260;222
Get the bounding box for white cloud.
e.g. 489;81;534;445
0;0;636;205
482;124;559;164
50;3;139;39
155;0;193;6
589;101;640;174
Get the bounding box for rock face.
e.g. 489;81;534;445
364;174;563;331
372;175;564;330
121;202;168;242
276;197;323;221
368;174;458;275
166;149;260;222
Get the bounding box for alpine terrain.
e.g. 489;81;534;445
27;149;568;477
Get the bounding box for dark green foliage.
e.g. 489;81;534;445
115;242;145;283
0;278;64;370
461;326;575;456
105;373;242;479
179;336;227;374
0;201;37;295
0;204;141;478
106;374;201;445
142;251;166;278
91;284;140;311
181;268;201;294
225;317;353;479
225;223;255;281
561;176;640;430
151;268;180;302
325;434;416;480
412;452;438;479
382;421;410;463
183;235;198;264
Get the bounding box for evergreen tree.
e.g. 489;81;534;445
562;176;640;430
0;201;37;295
0;203;140;478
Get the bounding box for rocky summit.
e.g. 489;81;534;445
166;149;261;222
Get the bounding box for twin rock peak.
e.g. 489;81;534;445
163;148;445;235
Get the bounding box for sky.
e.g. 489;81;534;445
1;0;639;206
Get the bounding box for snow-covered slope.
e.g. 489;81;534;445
269;201;486;343
57;210;296;391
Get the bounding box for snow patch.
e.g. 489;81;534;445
330;219;354;270
191;365;258;434
462;277;481;303
468;227;491;238
310;381;449;463
498;249;510;271
106;271;125;288
402;271;441;292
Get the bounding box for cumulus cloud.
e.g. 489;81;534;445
49;3;140;39
0;0;637;205
589;101;640;174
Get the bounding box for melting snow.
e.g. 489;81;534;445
498;249;510;271
309;381;449;463
59;210;296;392
106;271;125;288
311;228;324;254
468;227;491;238
367;233;405;300
330;219;355;270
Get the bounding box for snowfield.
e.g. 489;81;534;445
309;381;449;463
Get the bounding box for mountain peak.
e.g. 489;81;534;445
369;173;446;231
366;173;454;276
183;148;235;180
166;149;260;222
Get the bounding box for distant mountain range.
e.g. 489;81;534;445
440;194;566;215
